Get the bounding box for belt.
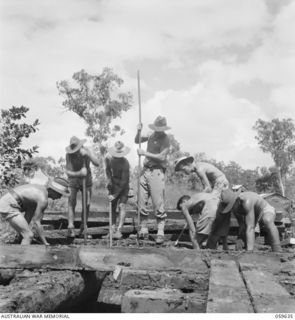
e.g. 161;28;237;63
144;166;165;172
8;188;24;211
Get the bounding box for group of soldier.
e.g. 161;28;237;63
0;115;281;252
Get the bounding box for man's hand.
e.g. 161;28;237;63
137;148;146;156
204;186;212;193
80;167;87;177
80;146;89;156
108;195;115;202
137;123;143;131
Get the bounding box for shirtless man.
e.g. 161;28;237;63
176;192;221;249
0;177;70;245
175;156;229;197
219;189;281;252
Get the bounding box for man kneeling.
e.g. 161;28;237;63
0;177;70;245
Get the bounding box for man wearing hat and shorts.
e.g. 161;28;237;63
0;177;70;245
216;189;281;252
176;192;230;250
105;141;130;240
65;136;99;238
175;156;229;197
135;116;171;244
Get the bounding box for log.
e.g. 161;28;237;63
45;209;184;220
0;269;105;313
44;209;287;224
44;219;187;238
0;245;208;272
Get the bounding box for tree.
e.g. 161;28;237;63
57;68;133;183
33;156;66;177
166;134;189;184
255;166;285;194
0;106;39;193
253;118;295;196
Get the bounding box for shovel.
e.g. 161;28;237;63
174;223;187;246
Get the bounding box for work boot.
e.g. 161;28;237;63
156;218;165;245
67;227;75;238
138;230;149;240
155;234;165;245
112;229;123;240
77;229;92;239
138;215;149;240
102;225;116;239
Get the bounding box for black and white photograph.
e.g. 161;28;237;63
0;0;295;315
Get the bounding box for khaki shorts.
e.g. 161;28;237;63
0;193;22;221
212;176;229;197
255;203;276;234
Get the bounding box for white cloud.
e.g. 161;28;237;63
1;0;294;173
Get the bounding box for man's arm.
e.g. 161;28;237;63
242;200;256;251
137;147;169;162
134;123;149;144
195;168;212;192
181;202;200;250
31;199;49;245
105;157;112;181
232;208;246;250
81;147;100;167
105;157;113;197
65;167;87;178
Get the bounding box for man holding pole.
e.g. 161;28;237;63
65;136;99;238
135;116;171;245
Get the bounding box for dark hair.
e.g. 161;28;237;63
176;195;191;210
177;194;205;216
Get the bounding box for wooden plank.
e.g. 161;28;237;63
44;220;187;238
44;209;240;226
0;245;208;273
121;288;206;313
207;259;253;313
45;209;184;220
240;263;295;313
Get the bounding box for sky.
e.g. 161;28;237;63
1;0;295;170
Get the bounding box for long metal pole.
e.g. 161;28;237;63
109;200;113;247
82;158;87;245
137;70;142;232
